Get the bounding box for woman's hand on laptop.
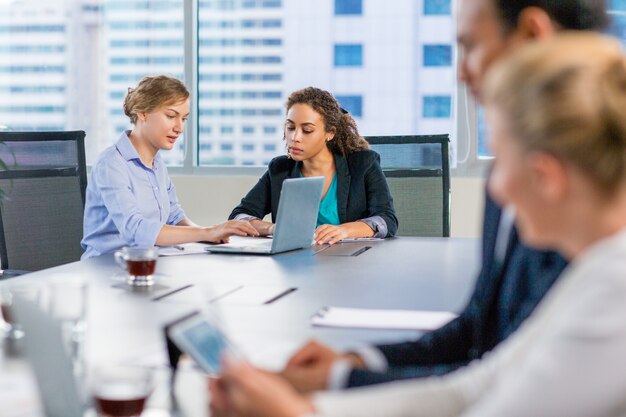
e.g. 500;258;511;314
314;222;375;245
250;219;275;236
205;220;259;243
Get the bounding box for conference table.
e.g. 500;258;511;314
0;237;480;417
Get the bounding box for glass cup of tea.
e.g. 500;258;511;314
114;247;158;287
91;365;154;417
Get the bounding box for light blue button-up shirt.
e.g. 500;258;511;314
81;131;186;259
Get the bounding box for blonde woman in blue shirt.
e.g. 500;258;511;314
81;75;257;258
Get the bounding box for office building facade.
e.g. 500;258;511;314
0;0;456;166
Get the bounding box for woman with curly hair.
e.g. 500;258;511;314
229;87;398;244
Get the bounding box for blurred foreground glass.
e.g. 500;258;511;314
114;247;159;287
91;366;154;417
48;275;88;374
0;284;41;340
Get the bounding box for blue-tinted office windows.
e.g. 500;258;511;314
0;25;64;33
608;10;626;42
0;105;65;113
220;143;233;151
263;143;277;152
476;106;491;157
335;0;362;15
424;0;451;15
0;66;65;73
263;126;277;135
242;143;255;151
423;96;451;118
423;45;452;67
242;126;255;134
336;95;363;118
221;126;234;134
109;91;125;100
334;44;363;67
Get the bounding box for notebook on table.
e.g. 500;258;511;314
206;176;324;255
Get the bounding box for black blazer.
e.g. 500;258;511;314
347;191;568;386
229;150;398;237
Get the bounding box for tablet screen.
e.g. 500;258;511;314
167;312;236;375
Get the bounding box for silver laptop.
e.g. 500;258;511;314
12;295;84;417
206;176;324;255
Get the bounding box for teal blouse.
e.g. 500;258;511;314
317;174;340;227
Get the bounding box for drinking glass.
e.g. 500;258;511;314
0;284;41;340
91;366;154;417
48;275;88;375
114;247;159;287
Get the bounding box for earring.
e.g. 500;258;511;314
326;137;331;142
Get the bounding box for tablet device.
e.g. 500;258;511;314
166;310;240;375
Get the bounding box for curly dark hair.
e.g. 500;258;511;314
285;87;368;155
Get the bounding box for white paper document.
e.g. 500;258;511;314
311;307;458;330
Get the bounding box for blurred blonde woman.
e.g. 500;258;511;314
210;33;626;417
81;75;257;258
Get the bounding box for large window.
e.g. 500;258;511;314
0;0;185;165
6;1;626;174
1;0;457;171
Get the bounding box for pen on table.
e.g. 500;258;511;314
152;284;194;301
173;245;185;250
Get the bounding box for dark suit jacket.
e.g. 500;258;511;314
347;192;568;387
229;150;398;237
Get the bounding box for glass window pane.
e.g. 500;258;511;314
477;107;490;158
0;0;185;166
198;1;285;166
198;1;456;166
608;9;626;43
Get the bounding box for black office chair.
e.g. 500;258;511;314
0;131;87;275
365;135;450;237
